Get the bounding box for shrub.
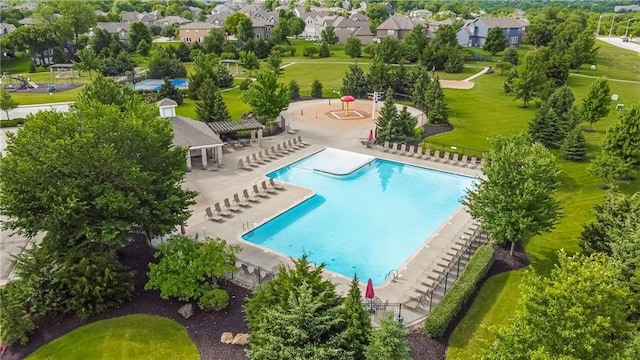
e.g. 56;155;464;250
0;281;35;346
198;288;229;311
239;78;253;91
289;80;300;100
0;118;26;128
423;245;495;338
319;43;330;58
303;45;319;58
311;80;323;98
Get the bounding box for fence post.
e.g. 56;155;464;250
444;273;448;294
456;257;461;277
429;291;433;312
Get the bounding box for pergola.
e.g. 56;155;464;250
207;119;265;144
220;59;240;74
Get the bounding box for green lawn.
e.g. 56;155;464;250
578;40;640;82
10;86;84;106
26;314;199;360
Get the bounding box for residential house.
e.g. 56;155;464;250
155;16;192;27
376;15;423;40
95;22;131;41
410;9;433;19
456;17;529;48
211;4;232;15
17;17;37;26
13;0;37;11
95;10;108;17
121;11;156;23
251;16;274;39
206;13;229;27
349;13;368;22
614;4;640;12
187;6;203;19
0;22;16;37
179;22;220;44
334;17;373;45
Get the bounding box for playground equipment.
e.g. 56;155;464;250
341;95;355;115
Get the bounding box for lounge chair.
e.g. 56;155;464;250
442;152;451;163
252;153;267;165
288;139;302;150
205;207;224;222
451;153;460;164
233;193;251;208
433;150;441;161
280;142;294;154
407;145;416;157
398;144;408;156
264;148;279;160
258;151;272;162
297;136;309;146
237;158;252;171
269;178;285;191
382;141;390;153
423;148;431;159
470;156;478;169
224;198;242;213
253;184;270;198
243;189;260;203
214;202;232;217
460;154;469;166
261;180;278;195
246;155;259;168
285;124;297;134
270;145;285;157
390;143;400;154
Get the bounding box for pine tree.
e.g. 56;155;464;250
367;59;392;93
560;127;587;161
156;77;183;105
196;79;231;122
503;47;519;65
397;106;418;138
528;104;561;148
311;80;323;98
376;87;398;143
392;62;410;95
425;76;448;125
342;64;368;99
340;277;372;360
289;80;300;100
411;65;430;112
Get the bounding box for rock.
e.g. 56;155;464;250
221;332;234;344
178;303;194;319
232;333;249;345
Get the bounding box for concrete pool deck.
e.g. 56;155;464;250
182;99;484;324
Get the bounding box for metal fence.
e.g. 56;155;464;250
222;258;276;289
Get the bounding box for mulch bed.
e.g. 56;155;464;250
4;238;529;360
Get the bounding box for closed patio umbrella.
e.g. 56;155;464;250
365;278;375;312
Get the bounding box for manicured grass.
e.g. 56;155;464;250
26;314;199;360
579;40;640;82
9;86;84;105
445;46;640;359
177;87;251;121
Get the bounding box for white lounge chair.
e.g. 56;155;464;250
205;207;224;222
258;151;272;162
224;198;242;213
252;153;267;165
297;136;309;146
233;193;251;208
407;145;416;157
269;178;285;191
243;189;260;203
433;150;441;161
390;143;400;154
442;152;451;163
270;146;285;157
237;158;252;171
460;155;469;167
261;180;278;195
264;148;279;160
214;202;232;217
253;184;270;198
398;144;408;156
451;153;460;164
246;156;259;168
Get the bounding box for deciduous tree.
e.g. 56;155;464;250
601;104;640;168
503;47;519;65
128;21;152;49
147;47;187;79
581;78;610;131
76;75;135;111
344;36;362;58
58;0;97;47
364;315;410;360
483;27;507;55
0;88;19;120
463;132;561;255
509;50;546;107
589;152;633;189
239;50;259;76
321;26;339;46
240;69;290;125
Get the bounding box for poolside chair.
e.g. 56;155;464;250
292;137;304;149
398;144;408;156
252;153;267;165
258;151;272;162
469;156;478;169
246;155;259;168
237;158;253;171
390;143;401;154
261;180;278;195
243;189;260;203
423;148;432;159
269;178;286;191
285;124;297;134
382;141;390;153
270;146;285;157
214;202;232;217
205;207;224;222
460;154;469;166
407;145;416;157
442;152;451;163
224;198;242;213
280;142;294;154
233;193;251;208
288;139;302;150
264;148;279;160
451;153;460;165
297;136;310;146
253;184;270;198
432;150;441;161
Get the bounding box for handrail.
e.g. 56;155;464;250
384;268;399;282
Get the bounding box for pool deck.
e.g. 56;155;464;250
182;99;484;324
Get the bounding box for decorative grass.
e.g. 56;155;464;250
26;314;199;360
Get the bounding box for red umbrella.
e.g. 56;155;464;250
368;129;374;142
365;278;375;312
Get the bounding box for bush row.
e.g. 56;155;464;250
423;245;495;338
0;118;26;128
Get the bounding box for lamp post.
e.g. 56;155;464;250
596;14;614;37
625;18;638;37
608;14;617;39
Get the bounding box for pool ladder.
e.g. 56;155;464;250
385;268;399;282
243;221;255;232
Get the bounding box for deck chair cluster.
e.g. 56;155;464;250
233;261;276;284
237;136;310;170
379;142;482;169
204;178;287;222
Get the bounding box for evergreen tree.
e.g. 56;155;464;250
547;86;575;117
581;78;611;131
397;105;418;139
319;43;330;58
196;79;231;122
136;39;150;56
364;315;410;360
289;80;300;100
601;104;640;169
503;47;519;65
484;27;507;55
411;65;430;112
367;59;392;93
339;277;372;360
392;62;410;95
528;104;561;148
425;76;448;125
342;63;369;99
559;127;586;161
156;77;183;105
376;87;399;143
344;36;362;58
311;80;323;98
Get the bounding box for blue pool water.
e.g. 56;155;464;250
154;79;188;90
242;152;476;285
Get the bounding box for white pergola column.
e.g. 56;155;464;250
186;150;192;172
257;128;263;147
250;130;256;143
216;146;223;167
201;148;208;170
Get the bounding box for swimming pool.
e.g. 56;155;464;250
242;148;476;285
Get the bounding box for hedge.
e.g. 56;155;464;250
0;118;26;128
423;245;495;338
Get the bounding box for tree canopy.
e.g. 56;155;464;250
581;78;611;131
240;69;290;124
484;27;507;55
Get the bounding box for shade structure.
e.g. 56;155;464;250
341;95;355;102
365;278;375;299
368;129;374;141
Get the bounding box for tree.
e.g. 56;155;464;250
376;88;399;143
367;59;392;94
503;47;519;65
344;36;362;58
340;277;372;360
239;50;259;76
601;104;640;169
392;63;411;95
0;88;19;120
430;24;459;49
319;43;330;58
76;75;135;111
425;76;448;125
509;50;546;107
364;315;410;360
240;69;290;125
567;30;598;70
0;281;34;346
74;47;100;78
484;27;507;55
402;25;428;62
524;21;553;48
157;77;183;105
203;28;226;55
136;39;150;56
224;12;254;42
267;50;284;77
463;132;561;255
147;47;187;79
264;0;278;11
342;63;369;99
528;104;562;148
303;45;319;57
146;236;239;301
0;92;196;247
580;192;640;256
311;79;323;98
128;21;152;48
289;80;300;100
161;24;178;39
366;2;389;34
398;105;418;138
581;78;611;131
482;252;633;360
58;1;96;46
589;152;633;189
321;26;339;46
196;79;231;122
411;65;431;112
375;37;402;64
559;127;586;161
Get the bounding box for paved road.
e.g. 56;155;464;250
0;102;72;120
597;37;640;54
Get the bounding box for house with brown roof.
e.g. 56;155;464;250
179;22;220;44
456;17;529;47
155;16;193;27
332;16;373;44
96;22;130;41
376;15;423;40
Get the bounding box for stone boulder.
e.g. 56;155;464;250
178;303;194;319
232;333;249;345
220;332;234;344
